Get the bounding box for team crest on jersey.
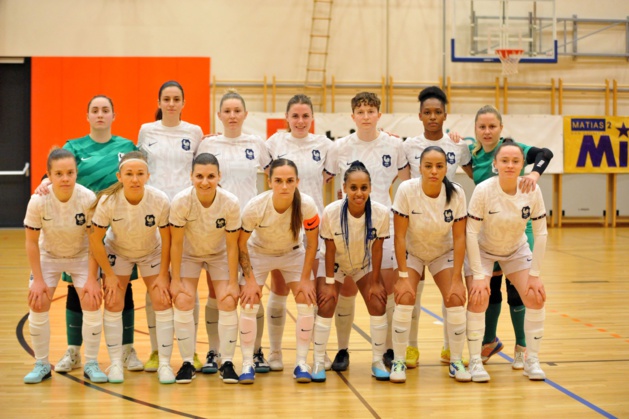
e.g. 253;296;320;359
75;213;86;226
382;155;392;168
446;152;456;164
107;254;116;266
312;150;321;162
181;138;191;151
145;214;156;227
334;263;339;273
367;228;377;240
444;209;454;222
118;152;124;161
245;149;255;160
216;218;226;229
521;206;531;219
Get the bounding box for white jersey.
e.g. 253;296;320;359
332;132;407;209
266;132;335;215
23;184;96;262
242;190;318;255
467;176;547;257
169;186;241;257
92;185;170;259
138;120;203;200
403;133;471;180
392;178;467;262
320;199;390;274
197;134;271;209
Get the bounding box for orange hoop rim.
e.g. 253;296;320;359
496;48;524;59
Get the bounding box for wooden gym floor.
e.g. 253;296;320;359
0;227;628;418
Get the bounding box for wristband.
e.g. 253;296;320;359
398;271;409;278
325;276;335;284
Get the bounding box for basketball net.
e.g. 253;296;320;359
496;48;524;76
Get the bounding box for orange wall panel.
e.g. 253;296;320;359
31;57;210;190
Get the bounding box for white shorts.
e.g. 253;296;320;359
406;250;454;278
31;259;89;288
240;246;314;286
105;245;163;278
180;252;231;281
381;214;396;270
316;258;371;284
464;242;532;278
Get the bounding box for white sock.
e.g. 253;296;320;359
442;301;449;350
240;304;259;365
295;304;315;365
335;294;356;350
392;305;413;362
174;308;194;363
29;311;50;362
370;314;388;362
255;302;264;351
267;292;287;353
82;309;102;362
193;292;200;355
155;308;174;365
467;311;485;360
385;293;395;349
205;298;219;353
524;307;545;359
313;315;332;364
409;281;425;348
446;306;466;362
218;309;238;363
104;310;123;364
145;292;157;352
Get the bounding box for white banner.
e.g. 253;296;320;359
234;113;564;174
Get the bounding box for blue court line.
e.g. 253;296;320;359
420;306;619;419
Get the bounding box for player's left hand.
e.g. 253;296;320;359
519;173;540;193
525;275;546;304
294;279;317;306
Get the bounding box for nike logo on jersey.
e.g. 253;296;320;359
306;219;317;228
149;142;158;146
488;211;500;214
411;210;422;215
346;162;353;166
43;217;53;221
414;155;421;159
81;157;93;161
526;258;532;262
113;218;124;222
151;263;160;268
278;154;288;158
447;259;454;263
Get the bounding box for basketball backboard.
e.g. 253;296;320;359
450;0;557;63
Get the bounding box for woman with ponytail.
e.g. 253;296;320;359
238;159;319;384
89;151;174;385
312;161;390;383
391;146;469;384
138;81;204;372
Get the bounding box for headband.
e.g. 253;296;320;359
119;158;149;170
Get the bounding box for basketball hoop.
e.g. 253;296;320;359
496;48;524;76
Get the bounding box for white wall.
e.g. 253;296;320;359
2;0;628;114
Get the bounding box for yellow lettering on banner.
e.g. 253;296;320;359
563;116;629;174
